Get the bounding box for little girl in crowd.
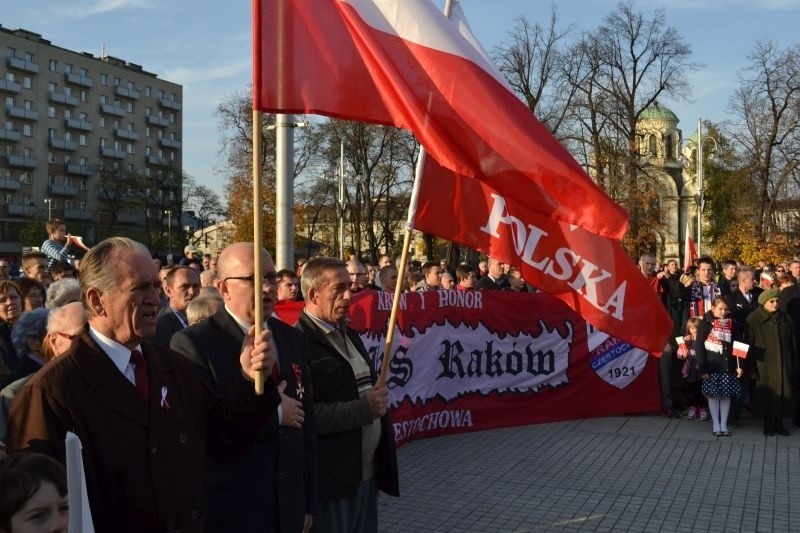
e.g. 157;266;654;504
677;318;708;421
696;297;743;436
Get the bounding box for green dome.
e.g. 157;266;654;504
639;105;679;123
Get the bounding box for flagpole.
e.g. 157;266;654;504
377;148;426;388
377;1;453;388
252;110;265;396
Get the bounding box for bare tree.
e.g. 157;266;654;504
492;5;577;136
728;40;800;239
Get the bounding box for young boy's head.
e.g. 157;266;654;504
0;452;68;533
45;219;67;242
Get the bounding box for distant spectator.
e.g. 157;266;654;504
44;279;81;309
178;245;203;270
456;264;477;291
379;266;399;293
476;257;510;290
49;261;75;282
199;269;218;288
408;271;424;292
276;269;300;302
20;253;48;284
15;279;44;312
40;218;72;271
440;272;455;290
416;261;442;292
186;291;224;326
346;259;369;294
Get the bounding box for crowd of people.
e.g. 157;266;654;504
2;216;798;532
640;253;800;438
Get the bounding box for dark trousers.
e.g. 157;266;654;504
312;478;378;533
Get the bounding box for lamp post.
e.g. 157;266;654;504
164;209;172;259
680;118;718;257
43;198;53;220
266;117;308;270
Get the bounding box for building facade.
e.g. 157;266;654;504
0;26;182;258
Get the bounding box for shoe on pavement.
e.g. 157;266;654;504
687;406;698;420
699;408;709;421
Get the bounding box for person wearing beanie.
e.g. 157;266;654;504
746;288;797;436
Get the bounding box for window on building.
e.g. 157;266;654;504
23;100;33;110
80;156;87;165
23;77;32;89
665;134;675;160
64;131;72;141
64;63;73;74
23;147;33;158
127;143;134;155
48;82;56;93
49;59;57;71
64;109;71;120
21;173;32;184
47;106;56;118
99;95;107;104
114;140;121;150
101;73;108;86
99;117;106;128
65;200;72;210
113;77;120;86
145;106;152;116
48;174;56;185
145;127;151;138
145;146;151;156
48;152;56;163
79;134;87;146
24;52;34;62
79;112;87;120
4;194;12;205
63;86;72;97
22;124;32;137
99;138;107;148
4;96;13;108
65;177;73;187
7;48;16;58
126;102;134;113
80;201;87;211
80;67;89;77
127;122;135;131
64;155;71;165
47;128;56;139
80;90;88;102
80;178;88;190
157;129;163;139
145;86;152;97
112;120;119;129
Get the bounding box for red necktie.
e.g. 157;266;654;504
130;349;150;401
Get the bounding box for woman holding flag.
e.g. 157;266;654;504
696;297;742;437
746;289;798;436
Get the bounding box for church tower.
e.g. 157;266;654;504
636;104;697;264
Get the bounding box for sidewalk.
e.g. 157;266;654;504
379;412;800;532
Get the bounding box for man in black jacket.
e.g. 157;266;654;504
171;243;317;533
295;257;399;533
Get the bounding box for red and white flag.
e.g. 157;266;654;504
254;0;628;239
732;341;749;359
413;156;672;355
684;219;697;271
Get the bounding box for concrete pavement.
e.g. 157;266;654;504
379;411;800;532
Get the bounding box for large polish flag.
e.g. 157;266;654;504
414;156;673;354
255;0;629;239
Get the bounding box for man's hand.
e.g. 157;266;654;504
303;514;313;533
366;386;389;419
278;381;304;428
239;327;276;381
736;367;744;379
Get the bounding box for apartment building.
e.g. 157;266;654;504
0;25;182;257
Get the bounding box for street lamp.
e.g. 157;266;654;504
679;118;719;257
43;198;53;220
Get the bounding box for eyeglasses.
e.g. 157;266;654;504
776;269;786;273
223;272;278;285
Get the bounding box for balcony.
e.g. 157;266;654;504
48;91;79;107
6;57;39;74
147;155;168;166
0;179;21;191
1;204;38;217
114;128;140;141
64;72;93;88
99;103;126;117
63;209;93;221
117;212;145;224
6;106;38;121
0;129;22;142
65;117;92;132
6;155;37;168
100;147;126;159
115;86;140;100
159;98;181;111
146;115;170;128
158;138;181;149
66;164;92;176
48;137;78;151
49;184;79;196
0;79;21;94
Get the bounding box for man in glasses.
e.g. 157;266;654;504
171;242;317;533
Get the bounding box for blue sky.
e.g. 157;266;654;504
3;0;800;199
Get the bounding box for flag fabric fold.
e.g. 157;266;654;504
413;156;672;354
255;0;629;239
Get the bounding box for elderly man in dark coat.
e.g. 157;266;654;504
746;289;798;436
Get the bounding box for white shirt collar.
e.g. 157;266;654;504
88;326;141;376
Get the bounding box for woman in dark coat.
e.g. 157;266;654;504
746;289;798;436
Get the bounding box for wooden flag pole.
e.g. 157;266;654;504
252;108;265;395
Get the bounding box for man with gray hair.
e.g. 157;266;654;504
9;236;278;532
295;257;399;533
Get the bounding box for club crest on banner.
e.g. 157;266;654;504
587;324;649;390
